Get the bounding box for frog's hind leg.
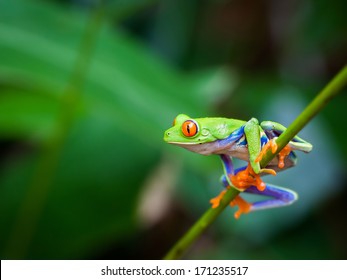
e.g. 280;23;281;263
244;184;298;212
220;174;297;218
215;156;297;218
209;155;234;208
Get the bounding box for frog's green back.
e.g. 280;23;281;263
194;117;246;140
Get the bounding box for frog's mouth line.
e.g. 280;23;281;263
167;141;199;145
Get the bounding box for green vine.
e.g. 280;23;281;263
164;65;347;260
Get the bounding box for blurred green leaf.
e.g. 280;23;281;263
0;89;59;139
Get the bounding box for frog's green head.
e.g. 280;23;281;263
163;114;227;146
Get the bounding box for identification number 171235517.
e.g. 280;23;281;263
194;266;248;276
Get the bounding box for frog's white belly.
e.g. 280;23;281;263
175;140;294;170
176;140;250;161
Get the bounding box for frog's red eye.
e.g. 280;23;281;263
182;120;198;137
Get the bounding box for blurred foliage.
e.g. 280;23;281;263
0;0;346;260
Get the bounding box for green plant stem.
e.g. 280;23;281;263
261;65;347;165
164;65;347;260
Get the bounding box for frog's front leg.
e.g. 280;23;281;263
244;118;275;174
220;174;298;219
229;119;276;189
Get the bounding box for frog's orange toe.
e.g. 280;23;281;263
255;139;278;163
210;190;227;208
278;145;292;169
230;195;252;219
230;163;267;192
255;178;266;191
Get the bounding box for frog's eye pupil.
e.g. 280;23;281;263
182;120;198;137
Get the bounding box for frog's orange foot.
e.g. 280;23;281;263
230;195;252;219
230;163;266;192
278;145;292;169
210;190;227;209
255;139;278;163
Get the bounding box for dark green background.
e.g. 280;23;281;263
0;0;346;259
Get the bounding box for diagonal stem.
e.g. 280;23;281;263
260;65;347;166
164;65;347;260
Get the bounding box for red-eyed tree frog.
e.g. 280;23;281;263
163;114;313;219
